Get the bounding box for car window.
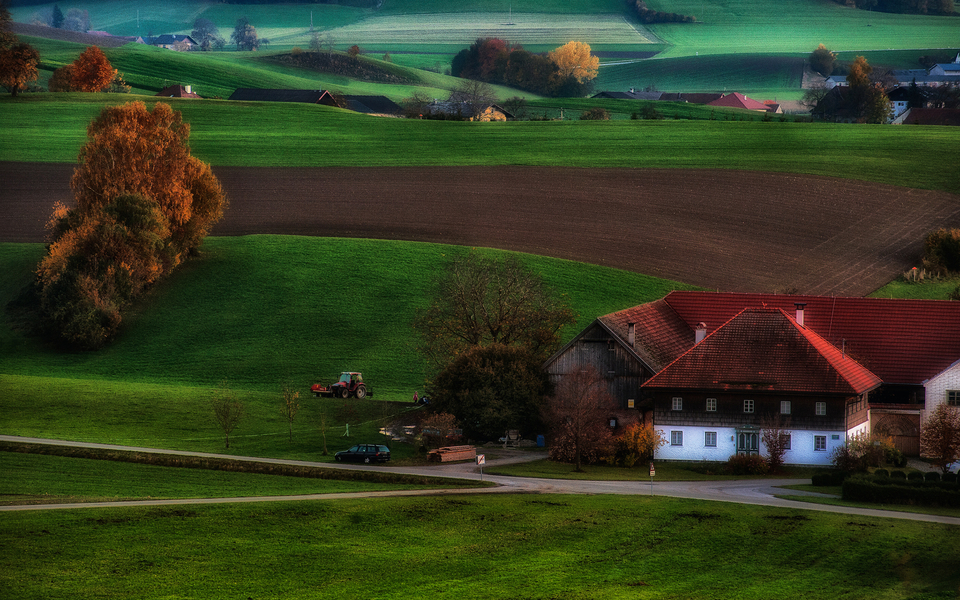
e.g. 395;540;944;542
348;445;360;452
377;445;389;452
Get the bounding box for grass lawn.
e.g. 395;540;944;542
869;275;960;300
2;494;957;599
0;451;471;506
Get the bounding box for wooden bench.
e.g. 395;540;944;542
427;445;477;463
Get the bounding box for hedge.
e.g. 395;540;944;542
842;474;960;507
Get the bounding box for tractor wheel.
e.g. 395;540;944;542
355;385;367;399
339;387;350;399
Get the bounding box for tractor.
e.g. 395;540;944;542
311;372;372;399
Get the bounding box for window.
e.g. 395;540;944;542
672;397;683;411
744;399;754;413
784;434;791;450
780;400;791;415
671;431;683;446
706;398;717;412
704;431;717;447
814;435;827;452
815;402;826;416
948;391;960;407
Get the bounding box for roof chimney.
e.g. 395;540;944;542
695;322;707;344
795;302;807;327
185;85;192;94
627;322;635;347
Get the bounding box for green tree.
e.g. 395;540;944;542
51;4;64;28
809;43;837;76
281;385;301;443
231;17;259;51
191;18;223;51
579;107;609;120
414;250;575;367
427;344;550;441
920;403;960;473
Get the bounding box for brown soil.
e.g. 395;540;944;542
4;162;959;297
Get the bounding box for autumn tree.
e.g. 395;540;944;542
921;403;960;473
427;344;550;441
608;423;667;467
809;43;837;76
212;381;244;449
414;250;575;368
48;64;79;91
0;41;40;97
549;41;599;84
71;46;116;92
420;412;460;449
543;366;615;472
36;101;226;348
922;228;960;275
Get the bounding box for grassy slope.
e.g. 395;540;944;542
2;495;957;599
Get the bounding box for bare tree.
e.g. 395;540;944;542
281;384;300;443
761;415;791;473
543;366;614;472
318;404;330;455
448;79;496;120
212;380;243;449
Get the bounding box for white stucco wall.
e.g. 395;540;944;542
923;359;960;422
655;426;842;466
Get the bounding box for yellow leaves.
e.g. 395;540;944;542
548;41;599;84
71;46;116;92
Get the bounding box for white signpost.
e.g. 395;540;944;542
477;454;485;481
649;461;655;495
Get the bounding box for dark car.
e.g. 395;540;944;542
335;444;391;463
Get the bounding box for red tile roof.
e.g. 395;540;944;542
706;92;771;111
662;291;960;384
643;308;882;394
599;299;692;371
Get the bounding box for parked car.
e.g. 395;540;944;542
946;460;960;474
335;444;391;463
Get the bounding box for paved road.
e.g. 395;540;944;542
2;435;958;526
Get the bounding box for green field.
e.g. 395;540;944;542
2;494;957;599
4;95;960;195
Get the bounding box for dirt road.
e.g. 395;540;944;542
4;162;959;296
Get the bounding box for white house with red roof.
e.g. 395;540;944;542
545;291;960;464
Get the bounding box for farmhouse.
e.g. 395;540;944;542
149;34;198;51
706;92;783;113
228;89;334;104
424;100;514;121
156;84;201;99
545;291;960;464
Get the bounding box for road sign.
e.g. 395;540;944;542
477;454;485;465
649;462;655;477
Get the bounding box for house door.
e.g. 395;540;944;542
737;431;759;455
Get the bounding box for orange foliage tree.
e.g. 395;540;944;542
548;41;599;84
48;63;79;92
37;101;227;349
70;46;116;92
0;41;40;96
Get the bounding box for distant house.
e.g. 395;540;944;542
927;53;960;77
324;95;402;116
902;108;960;126
156;84;201;99
707;92;781;113
150;34;198;51
424;100;514;121
228;89;333;104
545;291;960;463
591;90;723;104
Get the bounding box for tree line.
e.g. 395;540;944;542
628;0;696;23
451;38;598;97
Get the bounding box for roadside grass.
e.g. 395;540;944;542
869;275;960;301
3;95;959;195
2;494;957;599
0;450;474;506
486;458;822;481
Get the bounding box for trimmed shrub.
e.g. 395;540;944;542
907;471;925;481
812;470;848;486
924;471;942;482
873;468;889;478
842;475;960;507
725;453;769;476
943;472;958;483
890;470;907;479
884;447;907;468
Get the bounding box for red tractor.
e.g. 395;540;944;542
311;372;372;399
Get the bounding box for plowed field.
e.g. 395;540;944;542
4;163;959;297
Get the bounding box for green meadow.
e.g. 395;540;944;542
2;494;958;600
